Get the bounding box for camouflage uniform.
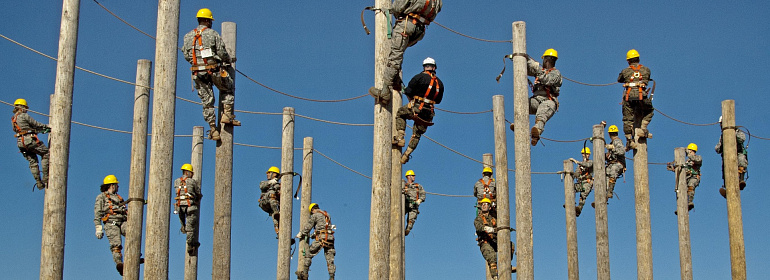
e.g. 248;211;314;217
574;158;593;215
182;24;234;128
12;110;49;188
395;70;444;162
618;63;653;137
94;191;127;265
526;58;562;134
403;181;426;235
258;178;281;233
474;211;515;277
715;130;748;186
296;209;336;280
605;137;626;198
473;175;496;213
685;152;702;206
174;176;202;250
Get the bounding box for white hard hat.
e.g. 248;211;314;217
422;57;436;67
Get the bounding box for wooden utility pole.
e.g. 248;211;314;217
483;153;494;280
511;21;533;279
277;107;295;279
40;1;80;279
389;90;404;280
721;100;746;279
562;160;579;280
493;95;512;280
592;124;610;280
370;0;392;279
185;126;204;280
212;21;236;280
297;137;314;275
632;113;653;279
673;147;693;280
144;0;179;278
125;59;152;280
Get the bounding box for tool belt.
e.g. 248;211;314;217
623;82;646;88
413;96;435;105
406;13;430;25
190;64;220;72
14;130;35;138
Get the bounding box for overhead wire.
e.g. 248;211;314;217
431;21;511;43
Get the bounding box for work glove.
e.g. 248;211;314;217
605;144;613;150
269;178;279;185
483;226;495;233
95;225;104;239
416;200;422;206
295;232;304;239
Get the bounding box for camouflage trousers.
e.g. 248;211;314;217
606;162;624;194
193;66;234;126
177;205;199;247
396;104;434;149
529;95;557;132
17;136;49;185
574;180;593;202
622;99;654;135
259;193;281;228
301;238;336;276
405;203;420;224
383;19;426;87
105;220;126;264
478;241;515;275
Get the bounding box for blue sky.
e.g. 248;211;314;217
2;1;769;279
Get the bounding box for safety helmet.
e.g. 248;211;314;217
479;198;492;205
181;163;194;172
608;125;619;133
687;143;698;152
14;98;28;107
309;203;318;213
266;166;280;174
482;167;493;174
581;147;591;154
405;170;415;176
196;8;214;20
626;49;640;60
422;57;436;67
542;48;558;59
103;175;119;185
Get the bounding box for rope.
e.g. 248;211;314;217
419;132;484;165
233;143;281;150
432;21;511;43
562;76;619;87
654;108;719;127
93;0;156;41
294;113;373;127
235;69;369;103
313;149;372;180
541;136;591;143
425;191;473;198
435;108;492;115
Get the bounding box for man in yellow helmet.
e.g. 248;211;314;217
475;198;516;279
183;8;239;142
570;148;593;216
174;164;202;255
618;49;653;151
474;167;496;216
604;125;626;200
715;118;748;198
295;203;336;280
94;175;129;275
11;98;51;189
393;58;444;164
403;170;425;236
259;166;283;236
683;143;702;211
526;49;562;146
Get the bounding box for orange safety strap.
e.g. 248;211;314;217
319;210;332;244
478;178;495;200
11;113;21;133
480;214;497;241
417;71;439;111
102;193;125;222
175;177;192;208
191;28;209;67
624;64;646;101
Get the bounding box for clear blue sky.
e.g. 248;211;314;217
2;1;769;279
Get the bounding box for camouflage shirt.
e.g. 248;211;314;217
715;130;747;155
174;176;201;207
686;154;702;176
12;111;47;134
473;175;496;201
404;182;426;204
94;191;126;227
527;58;562;97
182;24;231;66
606;137;625;163
576;158;593;182
391;0;442;21
474;212;497;244
300;210;335;241
617;63;651;98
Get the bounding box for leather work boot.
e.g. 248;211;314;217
509;122;515;132
404;221;415;236
530;126;541;146
220;104;241;126
368;85;391;105
640;120;652;138
209;125;221;141
511;265;517;273
393;130;405;147
295;270;309;280
719;187;727;198
401;147;414;164
739;170;746;190
625;134;636;151
116;262;124;276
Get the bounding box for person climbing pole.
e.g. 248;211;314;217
182;8;239;141
173;164;202;255
570;148;593;217
618;49;653;151
684;143;702;211
715;116;749;198
474;167;497;216
368;0;442;105
11;98;50;190
403;169;426;236
295;203;336;280
394;58;444;164
94;175;129;275
259;166;282;238
475;198;516;280
526;49;562;146
605;125;626;200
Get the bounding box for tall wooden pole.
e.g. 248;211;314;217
511;21;533;279
124;59;152;280
633;117;653;279
562;160;579;280
297;137;314;275
144;0;179;278
212;21;236;280
721;100;746;279
483;154;494;280
370;0;392;279
185;126;204;280
493;95;512;280
277;107;295;280
674;147;693;280
389;88;404;280
592;124;610;279
39;1;80;279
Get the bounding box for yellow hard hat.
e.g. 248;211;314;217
542;48;558;59
479;198;492;204
267;166;280;174
181;163;194;172
482;167;493;174
405;170;415;176
687;143;698;152
309;203;318;213
103;175;119;185
626;49;640;60
196;8;214;20
14;98;28;107
581;147;591;154
608;125;619;133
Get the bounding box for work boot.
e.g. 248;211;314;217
209;125;221;141
401;147;414;164
530;126;541;146
329;274;335;280
625;134;636;151
511;265;517;273
607;181;616;199
591;202;595;208
739;171;746;190
575;206;582;217
187;241;200;255
719;187;727;198
180;225;186;234
509;122;515;132
368;85;391;105
35;180;46;190
635;128;652;139
392;130;405;147
640;120;653;138
489;263;498;278
295;270;309;280
116;262;124;276
404;221;415;236
220;104;242;126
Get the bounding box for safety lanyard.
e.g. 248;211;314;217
176;177;192;207
191;27;208;66
625;64;645;101
418;71;439;110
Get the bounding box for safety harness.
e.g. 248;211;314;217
578;163;593;184
478;214;497;244
12;112;40;146
624;64;648;101
478;178;495;201
175;177;195;208
529;68;560;110
406;0;437;26
101;192;125;223
406;71;439;127
314;210;335;247
404;183;423;206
